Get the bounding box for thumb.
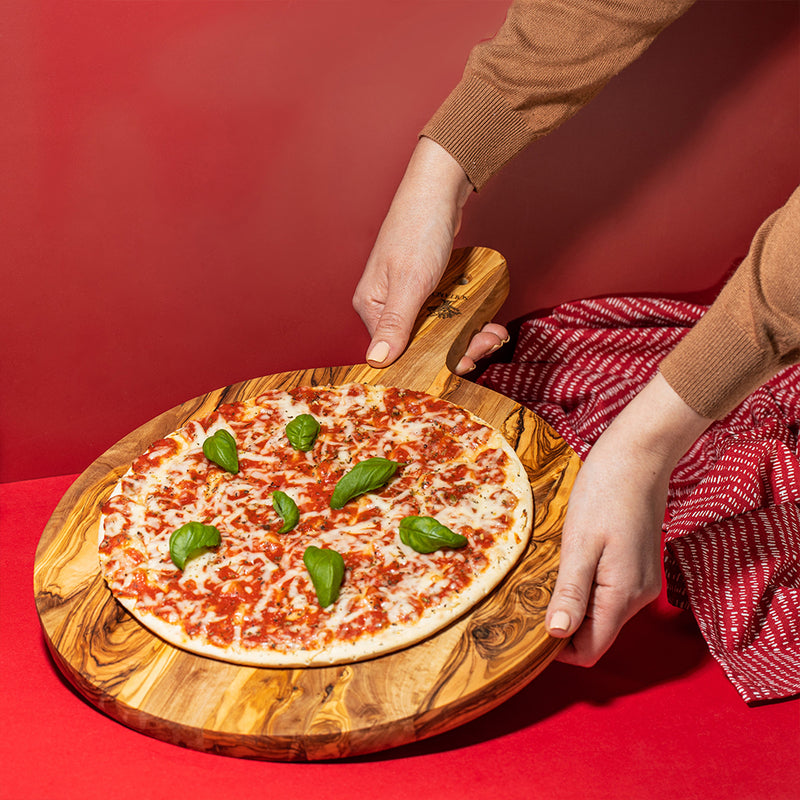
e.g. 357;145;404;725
365;287;428;368
545;556;595;639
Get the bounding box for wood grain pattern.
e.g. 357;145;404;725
34;247;580;761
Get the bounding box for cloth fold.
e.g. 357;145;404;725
480;295;800;703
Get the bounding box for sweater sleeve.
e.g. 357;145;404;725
421;0;695;189
658;185;800;419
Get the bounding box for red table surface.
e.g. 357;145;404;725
3;474;799;800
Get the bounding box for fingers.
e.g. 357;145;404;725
354;263;442;368
539;377;703;668
358;282;511;373
551;591;633;667
454;323;510;375
353;139;474;369
543;431;667;666
546;534;663;666
547;576;631;668
553;566;662;667
545;541;598;643
365;297;423;368
545;516;662;666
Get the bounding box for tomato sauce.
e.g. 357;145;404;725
99;383;528;656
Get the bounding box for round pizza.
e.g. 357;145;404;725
98;384;533;667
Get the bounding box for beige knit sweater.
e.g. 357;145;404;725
421;0;799;419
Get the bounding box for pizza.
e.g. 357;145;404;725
98;383;533;667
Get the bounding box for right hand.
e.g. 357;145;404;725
353;137;508;373
545;373;713;665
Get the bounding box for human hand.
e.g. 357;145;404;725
545;373;713;666
353;137;508;374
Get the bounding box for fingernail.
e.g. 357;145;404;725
367;341;390;365
455;358;476;376
488;335;510;355
549;610;571;633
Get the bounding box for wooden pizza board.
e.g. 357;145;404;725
34;247;580;761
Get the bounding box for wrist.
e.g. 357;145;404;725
407;136;473;210
603;373;713;468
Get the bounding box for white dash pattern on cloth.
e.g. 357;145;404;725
480;295;800;704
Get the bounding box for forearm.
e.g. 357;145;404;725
659;185;800;418
422;0;695;189
382;137;473;237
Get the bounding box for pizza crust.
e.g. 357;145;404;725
98;385;533;667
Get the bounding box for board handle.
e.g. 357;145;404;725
376;247;510;389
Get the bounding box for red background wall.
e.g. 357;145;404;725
2;0;798;483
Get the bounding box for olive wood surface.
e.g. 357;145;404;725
34;247;581;761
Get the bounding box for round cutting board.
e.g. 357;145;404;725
34;247;580;761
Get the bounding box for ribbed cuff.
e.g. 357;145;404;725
659;308;770;420
420;74;534;191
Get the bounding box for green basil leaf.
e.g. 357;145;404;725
399;515;468;554
271;490;299;533
303;545;345;608
329;457;400;509
285;413;320;451
169;521;222;570
202;428;239;473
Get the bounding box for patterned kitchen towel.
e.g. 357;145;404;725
479;295;800;703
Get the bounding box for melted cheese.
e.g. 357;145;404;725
99;384;532;666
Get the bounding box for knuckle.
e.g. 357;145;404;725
374;310;407;337
467;330;498;356
573;653;601;669
635;569;663;605
553;580;590;610
556;640;605;669
351;287;366;311
373;304;419;342
481;321;508;340
640;578;662;605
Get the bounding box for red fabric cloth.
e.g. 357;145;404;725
480;296;800;704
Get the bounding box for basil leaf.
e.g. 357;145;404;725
271;490;299;533
330;457;400;509
202;428;239;473
399;516;468;554
285;413;320;451
303;546;345;608
169;521;222;570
